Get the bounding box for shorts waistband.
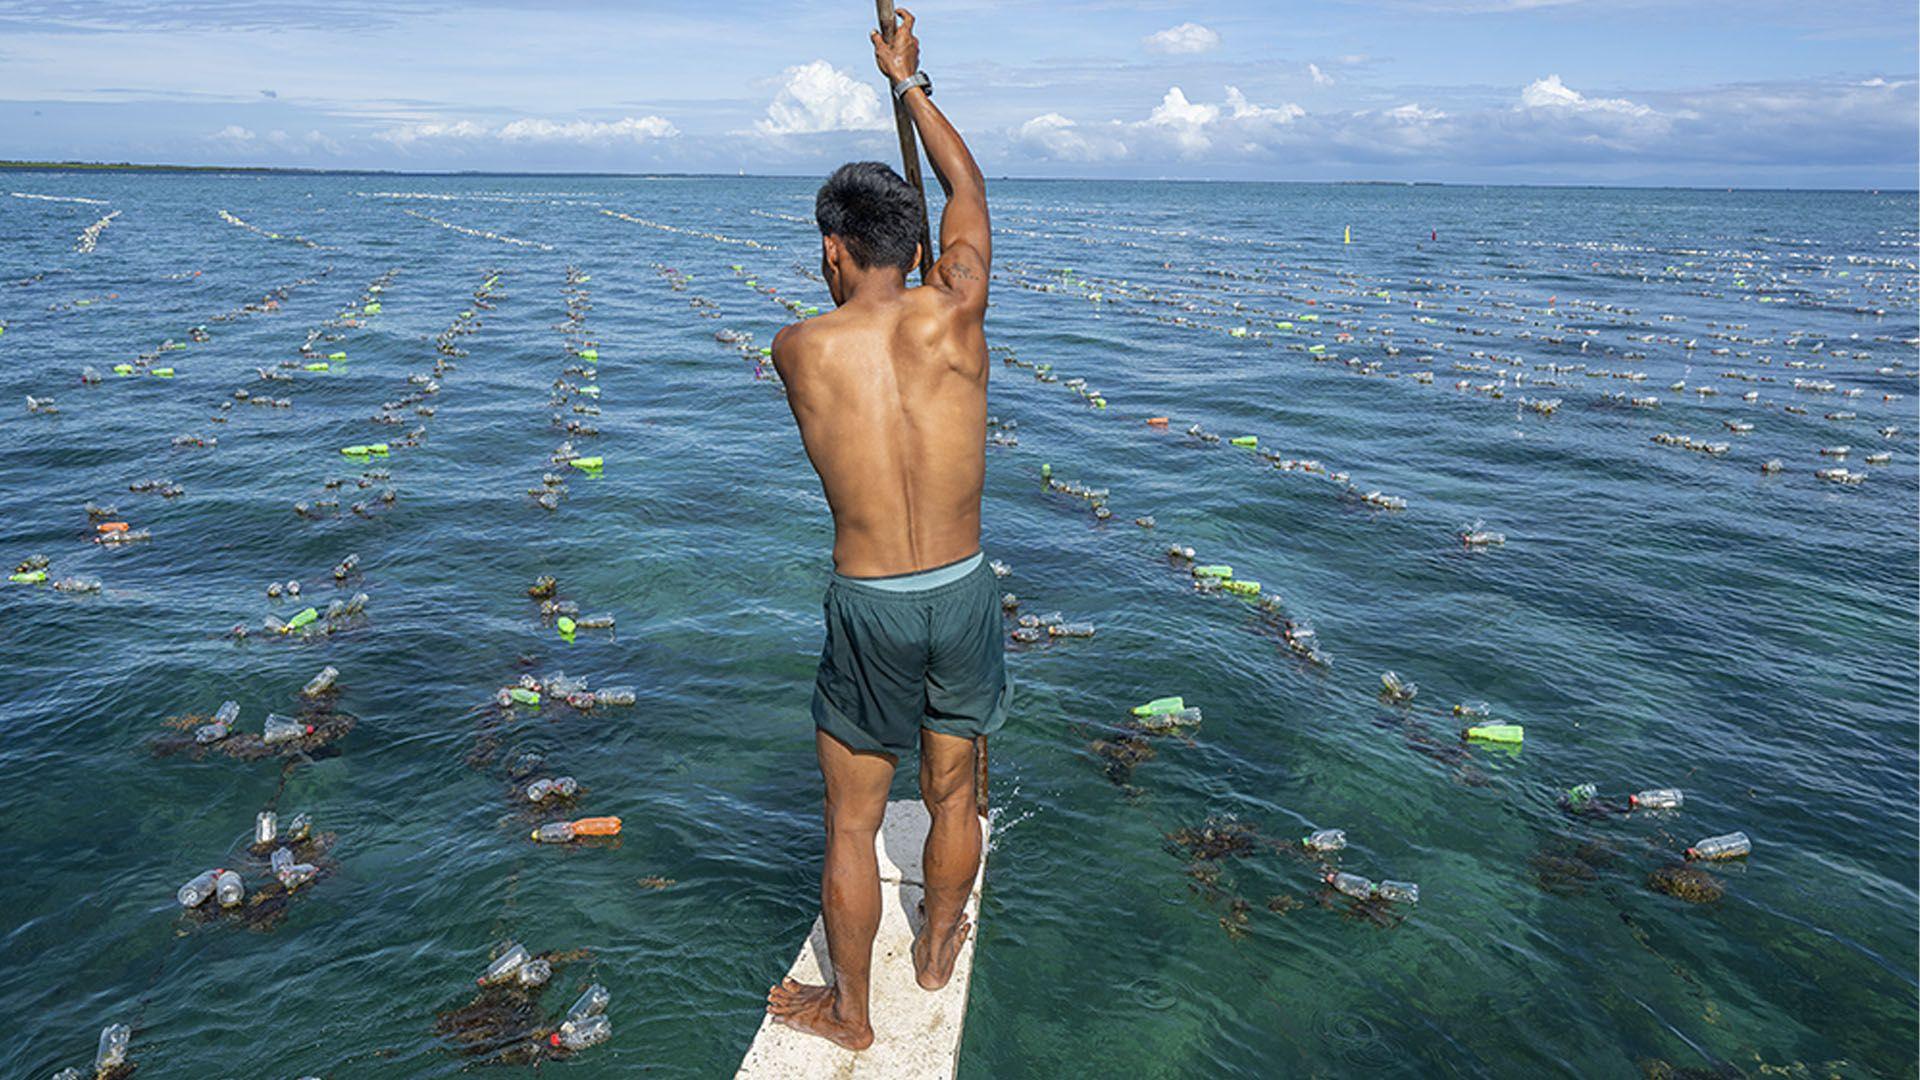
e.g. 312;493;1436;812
831;551;986;599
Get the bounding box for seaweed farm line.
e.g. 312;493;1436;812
1;176;1915;1079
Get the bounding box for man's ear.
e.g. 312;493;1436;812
911;242;924;275
822;234;842;274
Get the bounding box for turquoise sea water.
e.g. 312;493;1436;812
0;175;1914;1078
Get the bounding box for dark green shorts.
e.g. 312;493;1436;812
811;553;1011;757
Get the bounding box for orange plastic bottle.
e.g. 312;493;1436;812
570;816;622;837
96;522;129;533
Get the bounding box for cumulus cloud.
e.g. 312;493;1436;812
210;124;255;143
754;60;888;136
1520;74;1652;116
377;115;677;148
1143;22;1221;54
1019;85;1304;163
1016;113;1126;163
1309;63;1335;87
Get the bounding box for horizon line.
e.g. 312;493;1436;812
0;160;1911;195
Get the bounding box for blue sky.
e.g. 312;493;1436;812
0;0;1913;186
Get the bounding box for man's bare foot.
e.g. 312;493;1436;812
913;905;972;991
766;978;874;1050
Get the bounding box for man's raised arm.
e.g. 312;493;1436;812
872;8;989;308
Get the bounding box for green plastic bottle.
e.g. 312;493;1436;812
1466;723;1524;744
284;606;319;632
1193;565;1234;580
1130;696;1185;717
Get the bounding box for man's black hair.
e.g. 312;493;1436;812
815;161;921;273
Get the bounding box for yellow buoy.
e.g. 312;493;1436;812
1344;225;1351;244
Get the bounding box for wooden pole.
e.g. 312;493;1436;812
874;0;936;282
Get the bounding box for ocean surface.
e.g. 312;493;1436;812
0;174;1914;1079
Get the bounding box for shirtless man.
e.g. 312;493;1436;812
763;7;1005;1052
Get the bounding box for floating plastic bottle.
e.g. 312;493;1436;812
1564;783;1598;810
549;1014;611;1051
595;687;636;707
271;847;295;877
285;812;312;842
262;714;313;745
1131;696;1186;717
283;607;319;633
1326;871;1374;900
568;983;610;1022
478;943;529;986
195;717;231;744
178;869;219;907
96;1023;131;1071
255;811;277;846
533;822;576;844
1048;622;1095;638
1375;880;1420;904
551;776;578;797
1379;671;1417;703
1139;706;1202;731
1629;788;1683;810
302;666;338;697
214;869;244;907
1303;829;1347;853
1451;701;1490;718
517;958;552;988
527;779;556;802
332;553;360;579
279;862;317;888
52;1067;82;1080
1465;724;1524;744
1686;832;1750;861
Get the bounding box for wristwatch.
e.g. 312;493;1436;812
891;71;932;100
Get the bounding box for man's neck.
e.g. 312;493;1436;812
840;271;910;306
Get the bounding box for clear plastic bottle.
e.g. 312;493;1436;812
532;822;576;844
285;812;312;842
215;869;245;907
1379;671;1417;703
178;869;219;907
271;847;295;877
1686;832;1750;861
478;943;529;986
213;700;240;727
552;776;578;798
194;718;231;744
255;811;278;846
595;687;636;707
526;779;556;802
1049;622;1096;638
302;666;338;697
262;714;312;745
1140;706;1202;730
1326;871;1374;900
1375;880;1420;904
1451;700;1490;718
577;614;615;629
1009;627;1043;644
1303;829;1347;853
549;1014;611;1051
516;958;552;988
1564;783;1598;810
96;1023;131;1071
332;553;360;579
52;1067;83;1080
1629;788;1683;810
568;983;611;1022
278;862;317;889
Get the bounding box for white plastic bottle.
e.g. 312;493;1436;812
1629;788;1683;810
215;869;245;908
1326;871;1374;900
255;811;277;846
1686;832;1750;861
478;943;529;986
1375;880;1420;904
1303;829;1347;853
568;983;610;1022
550;1014;611;1051
95;1023;131;1071
177;870;219;908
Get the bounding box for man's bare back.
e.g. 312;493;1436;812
772;276;988;577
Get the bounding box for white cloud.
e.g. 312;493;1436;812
1384;103;1448;122
1520;74;1652;116
377;116;676;148
1309;63;1335;87
1227;86;1304;123
754;60;888;136
211;125;255;143
1143;22;1221;54
497;116;678;143
267;129;342;154
1016;113;1126;163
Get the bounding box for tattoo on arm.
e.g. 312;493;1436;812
945;261;979;282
